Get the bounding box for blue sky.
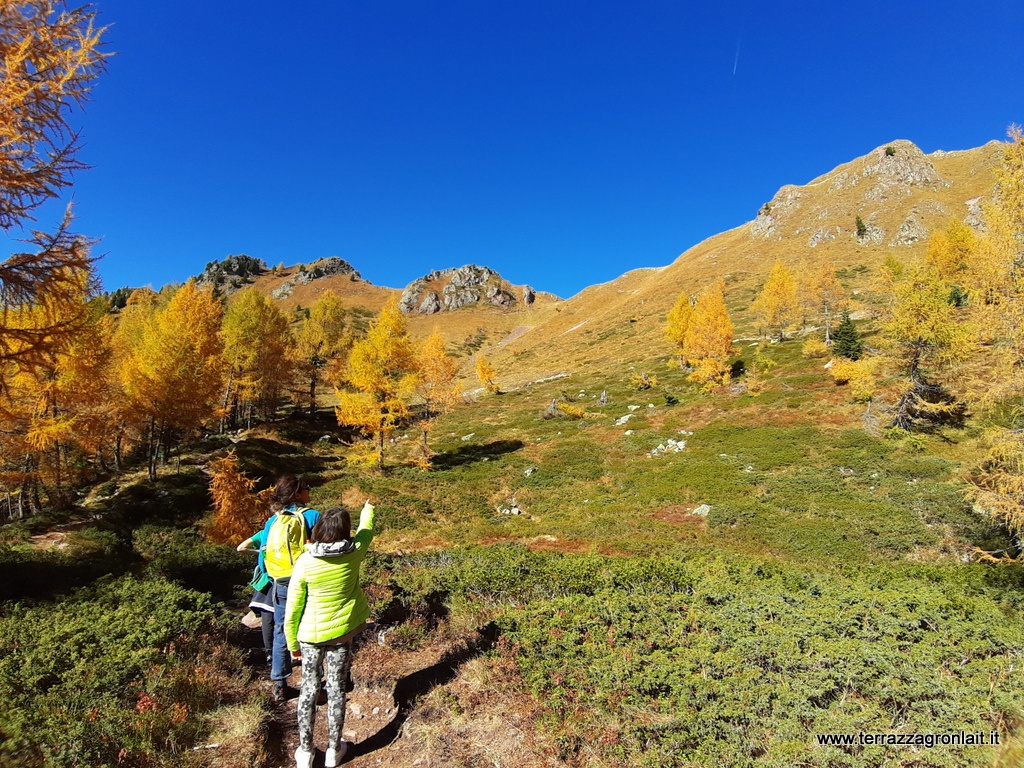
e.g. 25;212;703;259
5;1;1023;298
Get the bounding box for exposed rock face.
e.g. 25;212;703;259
889;213;929;247
750;140;954;244
965;197;987;232
808;227;840;248
400;264;520;314
271;257;361;299
295;257;360;284
196;254;267;295
523;285;536;306
418;292;441;314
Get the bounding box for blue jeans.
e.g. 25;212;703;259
271;580;293;684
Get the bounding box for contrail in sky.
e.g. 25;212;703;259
733;36;741;75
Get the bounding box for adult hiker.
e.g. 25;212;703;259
235;530;275;668
253;475;321;702
285;500;376;768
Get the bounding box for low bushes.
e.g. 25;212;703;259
0;575;254;768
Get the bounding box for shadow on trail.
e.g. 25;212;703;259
350;624;498;759
431;440;525;470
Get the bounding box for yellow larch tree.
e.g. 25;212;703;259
801;256;847;344
664;291;694;366
414;329;462;465
335;300;419;469
881;265;974;431
118;281;225;479
682;280;736;389
0;270;110;513
222;287;293;425
293;290;349;414
205;451;271;545
475;355;498;394
750;259;799;341
0;2;107;388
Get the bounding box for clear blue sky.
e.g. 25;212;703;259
6;1;1024;299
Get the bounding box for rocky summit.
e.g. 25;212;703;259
398;264;534;314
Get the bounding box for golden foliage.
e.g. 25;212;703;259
750;260;799;340
683;280;736;388
629;372;657;390
475;355;498;394
293;289;348;413
829;357;877;402
222;287;292;422
880;262;973;429
0;0;107;228
336;300;419;468
415;330;462;464
115;281;225;477
0;3;107;392
663;291;693;363
801;338;829;359
800;255;847;343
205;452;271;545
556;402;586;419
965;430;1024;537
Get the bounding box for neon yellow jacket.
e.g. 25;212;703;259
284;502;375;650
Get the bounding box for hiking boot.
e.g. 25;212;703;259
294;746;314;768
325;743;349;767
272;683;298;703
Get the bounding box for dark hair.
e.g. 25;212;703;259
311;507;351;544
271;475;309;510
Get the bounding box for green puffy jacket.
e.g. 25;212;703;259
284;502;375;650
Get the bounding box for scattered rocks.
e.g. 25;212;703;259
460;433;475;441
692;504;712;517
808;226;841;248
614;414;634;426
646;438;686;458
839;467;855;477
524;466;538;477
628;405;641;412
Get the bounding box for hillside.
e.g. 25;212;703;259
205;139;1002;388
480;140;1004;384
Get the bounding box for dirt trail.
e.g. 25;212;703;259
261;630;493;768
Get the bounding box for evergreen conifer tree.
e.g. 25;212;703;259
831;311;863;360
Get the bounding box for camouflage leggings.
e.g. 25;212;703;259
296;641;352;754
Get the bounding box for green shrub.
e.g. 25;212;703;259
0;575;247;768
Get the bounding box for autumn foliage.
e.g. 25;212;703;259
335;301;419;468
750;259;799;341
205;452;271;545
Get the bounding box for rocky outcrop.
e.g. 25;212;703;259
196;255;267;294
750;141;954;243
889;213;929;247
965;197;987;232
271;257;360;300
400;264;520;314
